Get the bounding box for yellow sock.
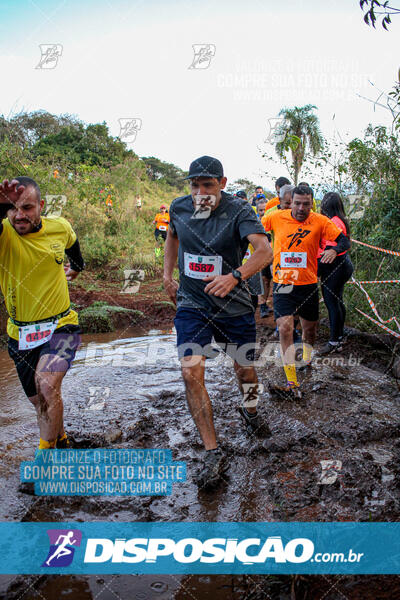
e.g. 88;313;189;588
303;343;312;364
283;364;298;387
57;433;67;442
38;438;57;449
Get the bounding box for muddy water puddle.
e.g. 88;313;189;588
1;328;400;598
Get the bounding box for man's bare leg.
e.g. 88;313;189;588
300;317;318;365
234;363;258;414
271;314;302;394
276;315;295;364
34;354;68;446
181;355;217;450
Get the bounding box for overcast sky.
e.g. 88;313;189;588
0;0;397;191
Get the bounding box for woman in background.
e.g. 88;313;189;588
318;192;354;354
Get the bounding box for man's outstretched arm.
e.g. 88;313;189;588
0;179;24;236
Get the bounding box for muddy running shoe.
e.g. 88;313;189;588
56;434;70;449
18;482;35;495
260;303;271;318
298;360;312;372
238;406;271;437
195;448;228;490
318;341;343;356
268;383;302;401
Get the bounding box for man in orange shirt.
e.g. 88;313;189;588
261;185;350;399
264;176;291;212
153;204;170;242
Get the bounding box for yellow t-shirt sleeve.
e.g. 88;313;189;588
59;217;77;249
0;220;11;254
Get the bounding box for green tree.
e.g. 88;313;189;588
274;104;324;185
32;122;132;167
141;156;187;190
344;124;400;333
0;110;81;147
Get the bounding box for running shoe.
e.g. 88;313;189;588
56;434;70;449
18;482;35;495
317;341;343;356
260;303;271;318
238;406;271;437
195;448;228;490
298;361;312;372
268;383;303;401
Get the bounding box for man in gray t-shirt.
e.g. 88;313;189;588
163;155;273;490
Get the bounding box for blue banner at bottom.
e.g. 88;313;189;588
0;522;399;574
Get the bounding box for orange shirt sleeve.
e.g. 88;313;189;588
261;213;272;232
265;197;280;211
321;216;342;244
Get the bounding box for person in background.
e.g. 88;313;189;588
236;192;266;315
153;204;170;242
260;184;294;320
256;199;267;219
298;182;317;212
251;186;264;207
235;190;248;203
105;193;113;217
317;192;353;355
136;195;142;210
264;177;291;212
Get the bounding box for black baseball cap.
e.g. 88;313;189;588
185;155;224;180
235;190;247;199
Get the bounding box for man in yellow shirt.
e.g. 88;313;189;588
0;177;84;451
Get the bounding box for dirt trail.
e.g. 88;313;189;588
1;306;400;598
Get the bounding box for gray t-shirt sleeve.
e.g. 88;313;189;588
168;201;178;236
236;203;267;240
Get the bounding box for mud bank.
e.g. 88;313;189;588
1;323;400;598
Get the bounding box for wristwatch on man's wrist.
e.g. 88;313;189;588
231;269;242;283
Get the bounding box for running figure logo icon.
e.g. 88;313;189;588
287;228;311;249
266;118;285;143
42;529;82;567
243;383;264;409
118;118;142;143
188;44;216;69
191;194;217;219
44;195;67;217
36;44;63;69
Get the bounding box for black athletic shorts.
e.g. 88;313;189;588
273;282;319;322
8;325;81;397
154;229;167;241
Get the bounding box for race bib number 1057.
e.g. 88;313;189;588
184;253;222;279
